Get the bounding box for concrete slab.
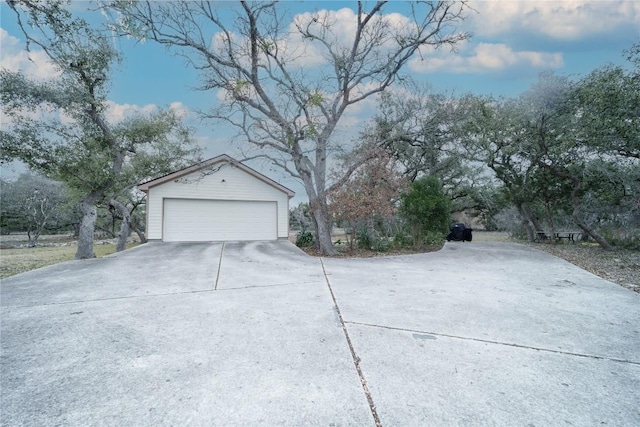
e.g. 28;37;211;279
216;240;325;290
2;277;372;426
348;323;640;426
322;243;640;361
2;240;638;426
1;243;222;307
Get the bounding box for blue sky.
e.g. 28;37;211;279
1;1;639;202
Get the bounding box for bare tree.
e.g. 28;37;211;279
110;1;470;254
0;173;72;246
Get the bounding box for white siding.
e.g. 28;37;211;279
146;163;289;240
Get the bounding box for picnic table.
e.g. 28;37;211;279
535;231;582;243
554;231;582;243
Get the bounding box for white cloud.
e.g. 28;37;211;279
0;28;60;80
211;6;419;71
409;43;563;74
4;100;189;127
168;101;189;119
289;7;416;67
469;0;640;40
103;100;190;123
104;100;157;123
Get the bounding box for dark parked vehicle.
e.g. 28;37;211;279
447;223;472;242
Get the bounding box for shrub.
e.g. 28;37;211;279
295;230;315;248
399;176;451;246
598;225;640;249
357;228;373;250
371;238;390;252
391;228;411;248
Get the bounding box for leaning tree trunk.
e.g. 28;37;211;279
76;193;101;259
109;199;131;252
569;184;612;251
130;215;147;244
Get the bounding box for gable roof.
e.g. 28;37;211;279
137;154;295;198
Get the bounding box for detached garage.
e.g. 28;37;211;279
138;155;294;242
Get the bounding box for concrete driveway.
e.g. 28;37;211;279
1;241;638;426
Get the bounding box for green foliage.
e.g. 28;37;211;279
573;63;639;159
354;227;390;252
1;0;201;257
391;229;412;248
598;226;640;250
399;176;451;246
457;56;639;249
376;87;487;213
422;231;446;245
307;91;324;107
371;238;390;252
356;228;373;250
290;203;313;232
295;230;315;248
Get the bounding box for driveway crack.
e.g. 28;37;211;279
320;258;382;427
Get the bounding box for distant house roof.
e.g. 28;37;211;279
137;154;295;198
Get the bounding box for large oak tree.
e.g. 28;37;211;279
110;0;471;254
1;0;201;258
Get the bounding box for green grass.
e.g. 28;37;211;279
0;243;140;279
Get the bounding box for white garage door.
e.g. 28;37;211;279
163;199;278;242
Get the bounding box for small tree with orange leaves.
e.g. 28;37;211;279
329;153;408;250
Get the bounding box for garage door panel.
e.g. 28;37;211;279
163;199;277;242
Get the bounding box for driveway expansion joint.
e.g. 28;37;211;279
346;321;640;366
4;289;217;308
320;258;382;427
214;241;225;290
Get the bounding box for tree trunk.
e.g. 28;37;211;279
517;203;535;242
309;197;336;256
570;192;612;250
131;215;147;244
76;195;99;259
27;229;36;248
568;182;612;250
523;202;544;234
109;199;131;252
572;211;612;250
544;200;557;245
298;159;336;255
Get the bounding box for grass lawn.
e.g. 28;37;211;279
0;243;140;279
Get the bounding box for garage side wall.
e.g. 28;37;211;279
146;163;289;240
